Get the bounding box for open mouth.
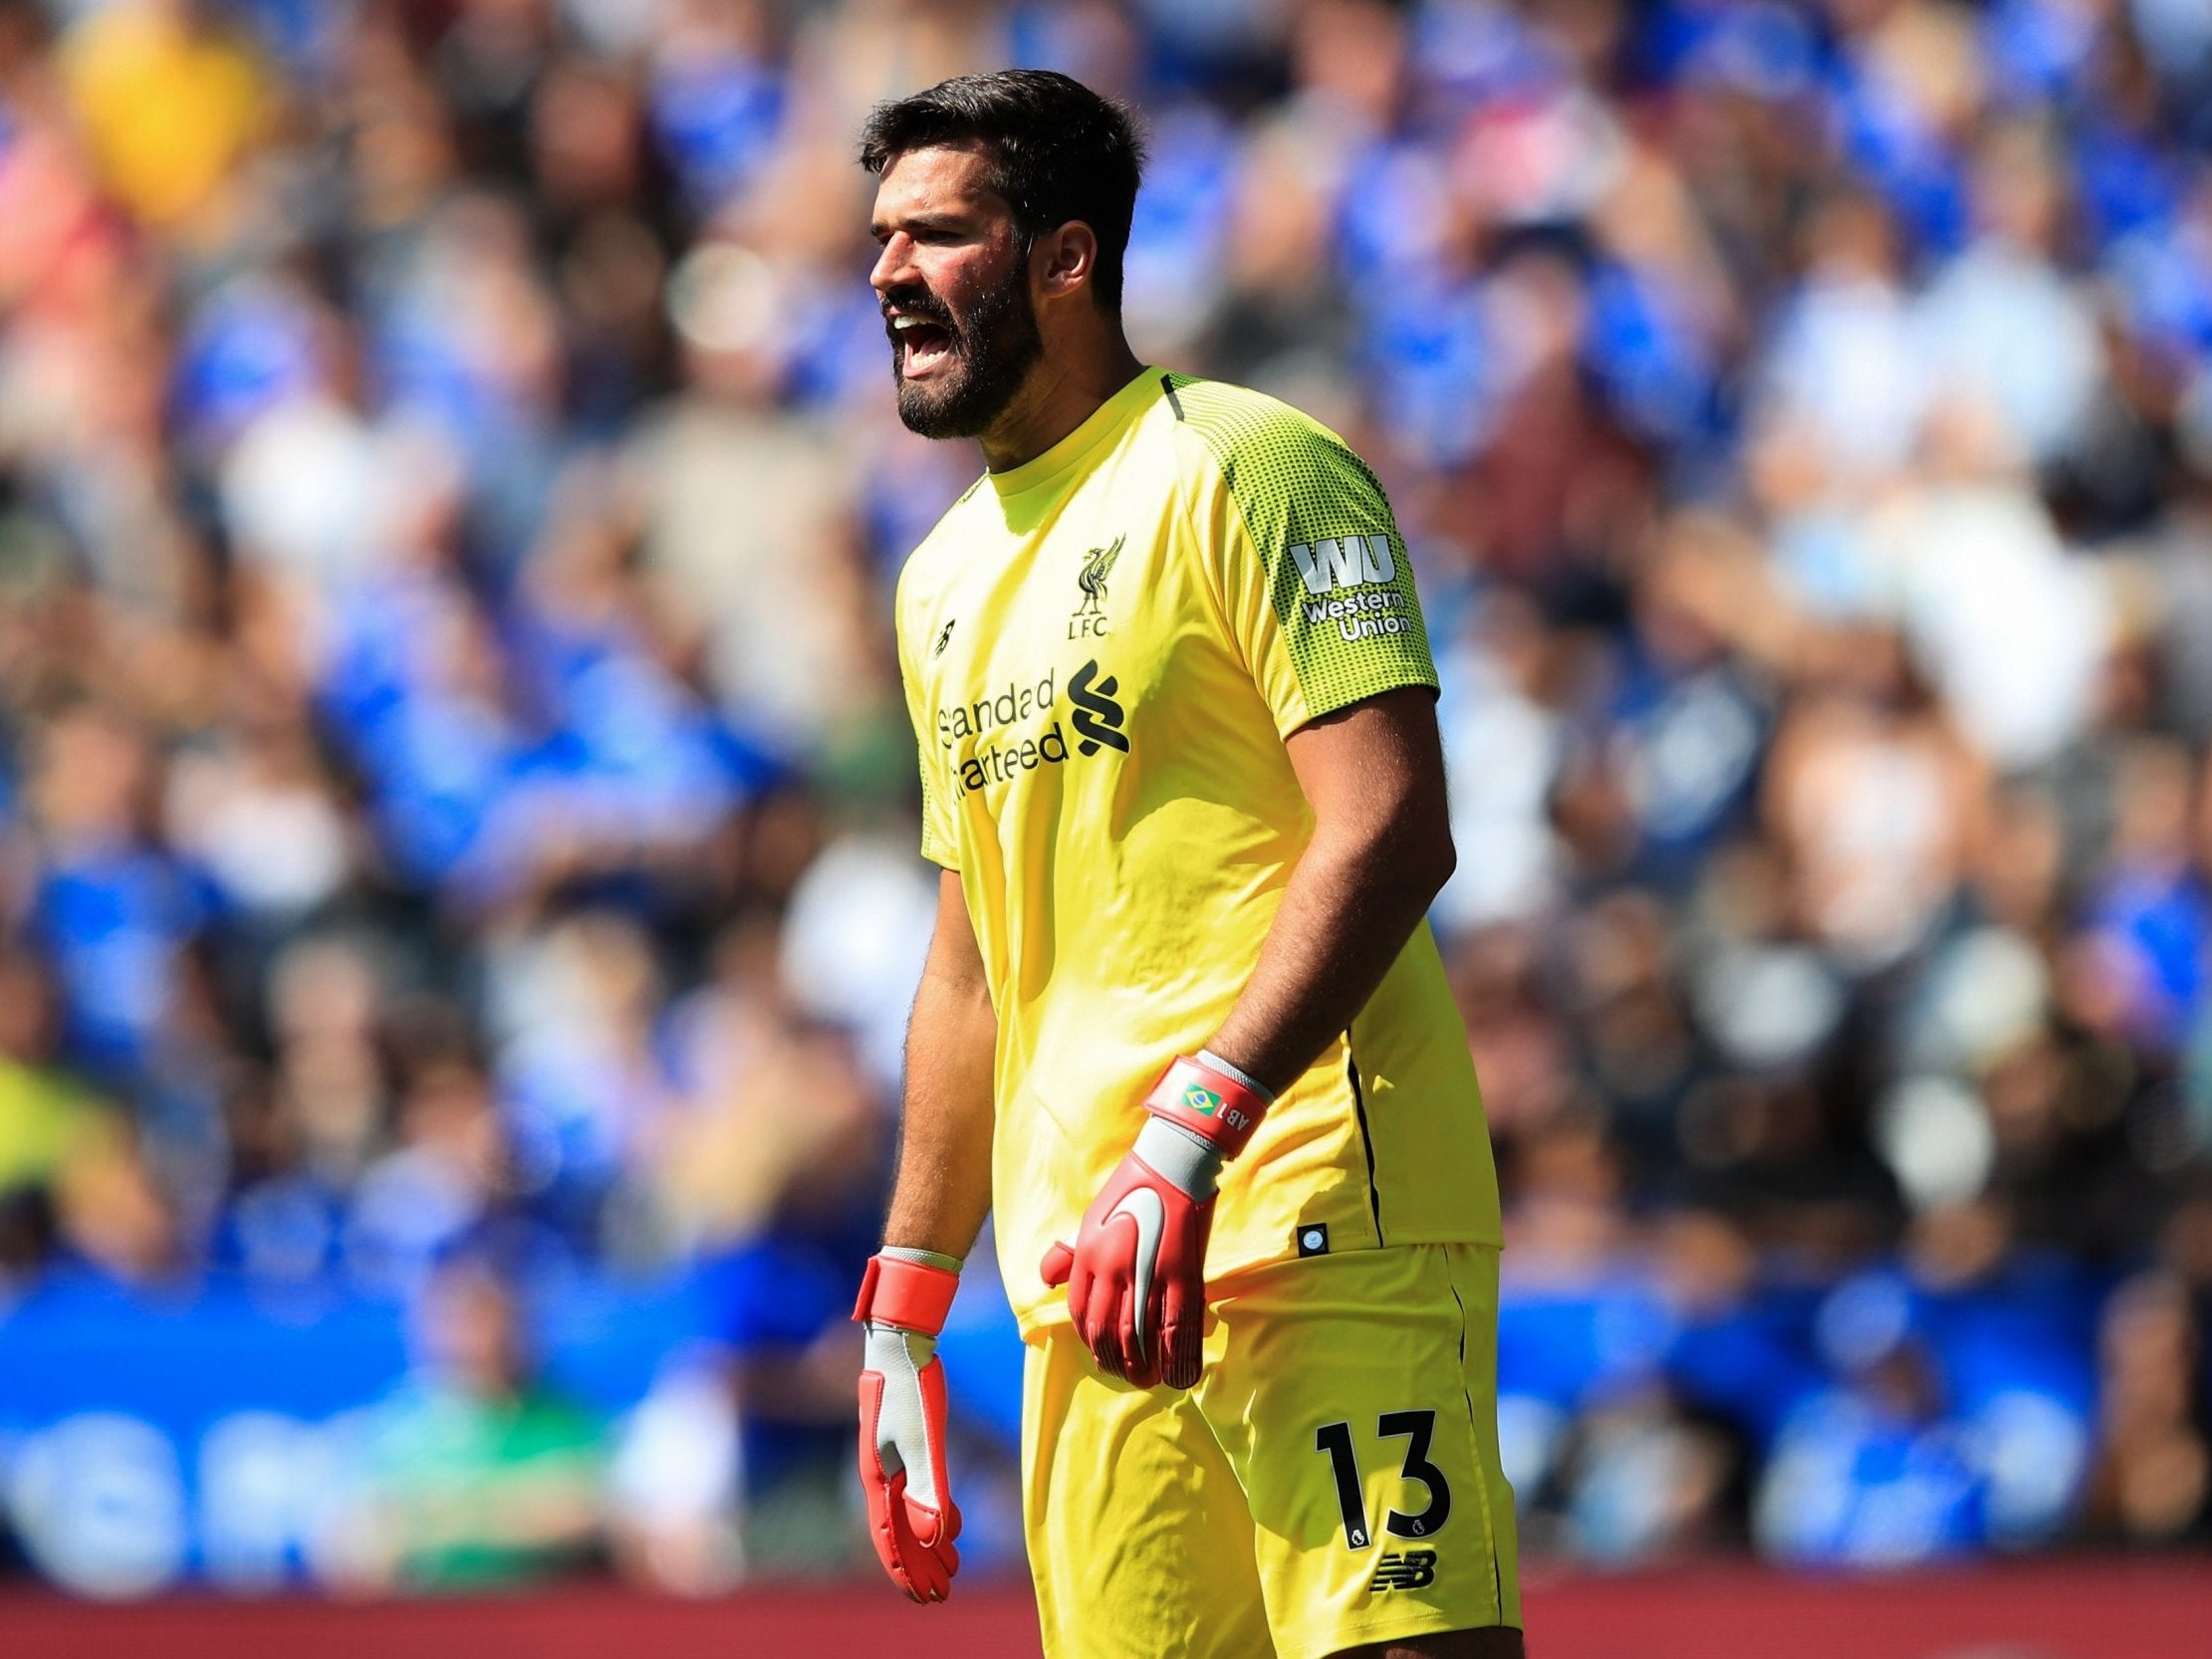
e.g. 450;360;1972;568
891;315;956;379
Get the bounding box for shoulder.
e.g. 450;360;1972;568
1158;373;1378;497
1157;376;1398;562
893;475;989;620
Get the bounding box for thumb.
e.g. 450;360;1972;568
1041;1241;1074;1289
907;1490;963;1548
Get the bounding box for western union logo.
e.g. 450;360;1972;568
1182;1085;1222;1116
1289;535;1395;596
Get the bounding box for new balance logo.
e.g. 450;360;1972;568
1069;659;1128;756
1289;535;1395;596
1368;1550;1437;1592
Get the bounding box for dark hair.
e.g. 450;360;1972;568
858;70;1147;315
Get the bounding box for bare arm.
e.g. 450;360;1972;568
1204;686;1456;1095
882;868;997;1257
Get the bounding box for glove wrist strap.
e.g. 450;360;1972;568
1132;1114;1225;1200
1142;1054;1274;1161
854;1251;960;1335
881;1244;963;1274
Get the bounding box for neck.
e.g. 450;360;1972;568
979;338;1145;472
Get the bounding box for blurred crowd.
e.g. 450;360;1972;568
3;0;2212;1597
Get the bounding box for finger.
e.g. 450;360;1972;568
1079;1278;1126;1378
1041;1241;1074;1288
864;1483;904;1588
1111;1280;1159;1386
1120;1313;1163;1388
1117;1252;1166;1386
1086;1316;1124;1378
930;1533;960;1594
858;1370;898;1486
898;1494;959;1601
890;1524;946;1602
914;1494;963;1573
1128;1262;1153;1365
1158;1283;1203;1391
1102;1268;1142;1379
906;1353;956;1517
871;1470;936;1601
889;1497;946;1602
1065;1252;1095;1339
1158;1311;1202;1390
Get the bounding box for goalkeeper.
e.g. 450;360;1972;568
853;69;1523;1659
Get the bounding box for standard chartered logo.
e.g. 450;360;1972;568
938;658;1126;798
1069;660;1128;756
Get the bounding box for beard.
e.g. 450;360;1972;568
886;262;1044;440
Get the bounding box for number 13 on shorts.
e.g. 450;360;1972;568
1242;1244;1520;1641
1315;1410;1454;1548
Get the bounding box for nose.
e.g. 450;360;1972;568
869;232;915;297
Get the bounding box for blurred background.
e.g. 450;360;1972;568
1;0;2211;1633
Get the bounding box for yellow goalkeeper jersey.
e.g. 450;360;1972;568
893;367;1502;1334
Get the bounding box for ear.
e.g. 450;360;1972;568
1032;221;1101;303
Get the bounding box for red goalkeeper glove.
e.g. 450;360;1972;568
855;1249;963;1601
1041;1053;1273;1390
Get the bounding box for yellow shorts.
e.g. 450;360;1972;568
1022;1243;1521;1659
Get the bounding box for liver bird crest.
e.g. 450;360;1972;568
1076;534;1123;616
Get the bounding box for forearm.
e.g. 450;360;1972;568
882;964;997;1259
1205;822;1450;1097
857;953;979;1601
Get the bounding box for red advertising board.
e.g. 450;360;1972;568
0;1558;2204;1659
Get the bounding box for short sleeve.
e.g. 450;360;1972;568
1172;379;1438;736
894;585;962;870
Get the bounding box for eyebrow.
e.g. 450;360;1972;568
870;211;974;240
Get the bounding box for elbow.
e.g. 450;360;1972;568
1408;824;1456;907
1318;795;1456;910
1374;812;1455;909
